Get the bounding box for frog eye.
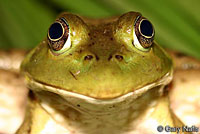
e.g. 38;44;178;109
133;16;154;51
47;17;71;54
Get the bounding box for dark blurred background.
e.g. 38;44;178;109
0;0;199;58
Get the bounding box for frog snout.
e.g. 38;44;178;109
83;53;124;62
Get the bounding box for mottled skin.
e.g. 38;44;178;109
16;12;192;134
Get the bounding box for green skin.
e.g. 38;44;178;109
17;12;188;134
21;12;172;99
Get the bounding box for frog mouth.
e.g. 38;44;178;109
24;68;173;104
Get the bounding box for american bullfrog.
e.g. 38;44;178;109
1;11;200;134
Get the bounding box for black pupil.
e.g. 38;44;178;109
49;22;63;39
140;20;153;36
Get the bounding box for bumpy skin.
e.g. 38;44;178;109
16;12;192;134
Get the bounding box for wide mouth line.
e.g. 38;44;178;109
25;68;173;104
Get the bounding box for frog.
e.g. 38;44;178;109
1;11;200;134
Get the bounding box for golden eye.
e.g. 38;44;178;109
133;16;154;51
47;17;71;54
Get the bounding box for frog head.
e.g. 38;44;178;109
21;12;172;100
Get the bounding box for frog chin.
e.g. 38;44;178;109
25;68;173;114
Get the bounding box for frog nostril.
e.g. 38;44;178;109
115;55;123;61
84;55;93;60
108;55;112;61
95;55;99;61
